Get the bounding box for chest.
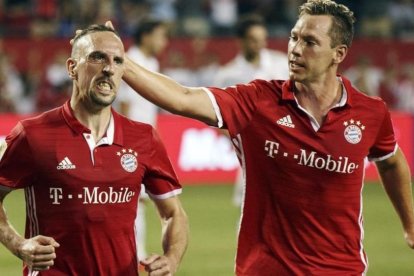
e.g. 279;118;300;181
30;133;148;206
240;103;379;177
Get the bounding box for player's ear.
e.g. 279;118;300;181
66;58;78;80
333;44;348;65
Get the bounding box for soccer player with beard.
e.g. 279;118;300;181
0;25;188;275
113;0;414;275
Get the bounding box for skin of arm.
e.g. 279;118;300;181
140;196;189;275
375;148;414;248
122;57;218;126
0;189;60;271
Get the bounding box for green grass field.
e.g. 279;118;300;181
0;183;413;275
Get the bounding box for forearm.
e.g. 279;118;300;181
123;57;217;125
377;149;414;232
0;200;24;258
161;207;189;271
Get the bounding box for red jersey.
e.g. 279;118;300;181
206;76;396;275
0;101;181;275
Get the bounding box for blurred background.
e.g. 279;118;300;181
0;0;414;275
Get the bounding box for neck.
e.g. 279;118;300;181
295;74;341;108
294;75;343;125
70;99;112;142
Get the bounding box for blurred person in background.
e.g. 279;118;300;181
393;63;414;114
212;14;289;208
36;51;72;112
213;14;289;88
115;0;414;274
0;50;28;114
0;24;188;275
115;17;169;262
343;55;383;97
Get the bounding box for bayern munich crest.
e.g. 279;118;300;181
343;119;365;144
117;148;138;172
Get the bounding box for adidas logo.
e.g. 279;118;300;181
57;157;76;170
276;115;295;128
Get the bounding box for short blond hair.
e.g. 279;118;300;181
299;0;356;47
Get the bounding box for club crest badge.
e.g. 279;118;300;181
117;148;138;172
343;119;365;144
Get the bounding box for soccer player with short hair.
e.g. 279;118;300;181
0;24;188;275
118;0;414;274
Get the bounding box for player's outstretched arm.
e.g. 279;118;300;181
123;55;218;126
376;148;414;249
0;189;60;271
141;196;189;275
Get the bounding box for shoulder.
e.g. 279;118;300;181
250;79;285;93
20;106;64;131
113;111;154;133
347;82;387;109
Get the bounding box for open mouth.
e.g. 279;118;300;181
96;80;113;93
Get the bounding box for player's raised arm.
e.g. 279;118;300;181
123;57;218;126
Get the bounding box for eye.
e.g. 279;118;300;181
114;57;124;65
87;52;106;64
305;40;316;46
289;35;298;41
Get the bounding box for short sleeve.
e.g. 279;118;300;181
367;105;397;161
0;122;36;189
206;80;262;136
142;128;182;199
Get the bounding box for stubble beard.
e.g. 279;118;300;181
90;90;116;107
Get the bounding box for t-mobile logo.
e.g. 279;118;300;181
264;140;280;158
50;188;63;205
49;187;136;205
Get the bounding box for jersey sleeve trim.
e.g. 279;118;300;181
202;87;223;128
147;188;182;200
368;143;398;162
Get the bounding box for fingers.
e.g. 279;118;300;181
35;235;60;248
140;255;174;276
20;236;59;271
105;21;114;30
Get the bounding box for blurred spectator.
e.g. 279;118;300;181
163;51;197;86
344;56;384;97
208;0;238;36
359;0;392;37
388;0;414;39
147;0;178;23
393;64;414;114
0;52;27;113
36;50;71;111
213;14;289;87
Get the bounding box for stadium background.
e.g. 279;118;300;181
1;0;414;274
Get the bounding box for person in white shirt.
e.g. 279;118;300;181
213;14;289;88
213;14;289;207
115;18;169;261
